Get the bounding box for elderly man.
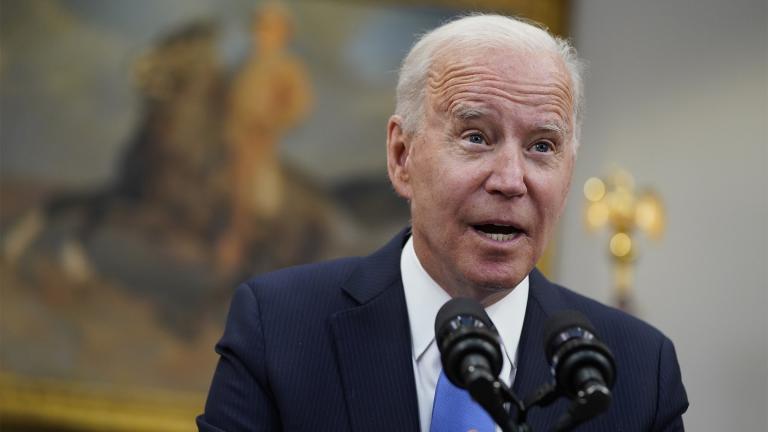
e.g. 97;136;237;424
198;14;688;432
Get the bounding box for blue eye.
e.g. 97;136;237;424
532;141;553;153
466;133;486;145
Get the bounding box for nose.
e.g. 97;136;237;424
484;146;527;198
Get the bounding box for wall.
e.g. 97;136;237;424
562;1;767;430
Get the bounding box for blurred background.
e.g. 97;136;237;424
0;0;765;430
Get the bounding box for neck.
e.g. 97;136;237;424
436;280;515;308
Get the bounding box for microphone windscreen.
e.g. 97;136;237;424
434;297;493;337
543;310;597;358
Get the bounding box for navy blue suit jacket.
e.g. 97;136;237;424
198;229;688;431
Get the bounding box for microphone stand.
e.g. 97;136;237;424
465;373;529;432
468;378;572;432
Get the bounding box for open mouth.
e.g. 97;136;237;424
472;224;523;242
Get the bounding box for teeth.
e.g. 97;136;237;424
481;232;517;242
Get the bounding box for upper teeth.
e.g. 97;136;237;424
482;232;517;242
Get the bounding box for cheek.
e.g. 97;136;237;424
557;159;575;208
413;153;454;196
531;173;572;221
432;168;484;212
409;156;445;215
410;142;490;213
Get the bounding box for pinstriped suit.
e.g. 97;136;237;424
197;229;688;431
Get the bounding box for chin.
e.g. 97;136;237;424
463;267;529;292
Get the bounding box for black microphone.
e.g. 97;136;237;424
544;311;616;430
435;298;530;432
434;297;503;391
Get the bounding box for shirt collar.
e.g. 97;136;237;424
400;235;529;368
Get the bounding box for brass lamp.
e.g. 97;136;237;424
583;169;665;310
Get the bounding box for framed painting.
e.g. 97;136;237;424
0;0;568;430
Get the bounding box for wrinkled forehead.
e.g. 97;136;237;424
429;43;572;92
426;45;575;128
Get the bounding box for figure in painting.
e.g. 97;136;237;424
216;3;314;274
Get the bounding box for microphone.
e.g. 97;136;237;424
544;311;616;430
434;297;503;390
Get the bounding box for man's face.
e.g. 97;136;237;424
388;47;576;301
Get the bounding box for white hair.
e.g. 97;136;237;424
395;14;585;148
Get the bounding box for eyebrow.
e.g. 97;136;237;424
451;104;571;136
451;105;491;121
537;122;569;137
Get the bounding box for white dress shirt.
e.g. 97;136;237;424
400;236;529;432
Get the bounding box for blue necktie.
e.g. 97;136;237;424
429;370;495;432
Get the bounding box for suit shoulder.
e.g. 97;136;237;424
548;282;670;345
235;256;364;311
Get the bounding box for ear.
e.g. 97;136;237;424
386;115;414;200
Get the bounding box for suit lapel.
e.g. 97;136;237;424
513;269;569;429
329;229;420;432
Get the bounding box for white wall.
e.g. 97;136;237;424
562;1;767;430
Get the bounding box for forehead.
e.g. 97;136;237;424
426;46;574;128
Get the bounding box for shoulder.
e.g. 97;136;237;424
540;281;690;426
236;256;364;310
216;256;369;355
539;278;671;350
236;228;410;310
244;256;362;291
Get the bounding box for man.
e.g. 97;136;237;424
198;14;688;431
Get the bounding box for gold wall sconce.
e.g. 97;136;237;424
583;169;665;311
